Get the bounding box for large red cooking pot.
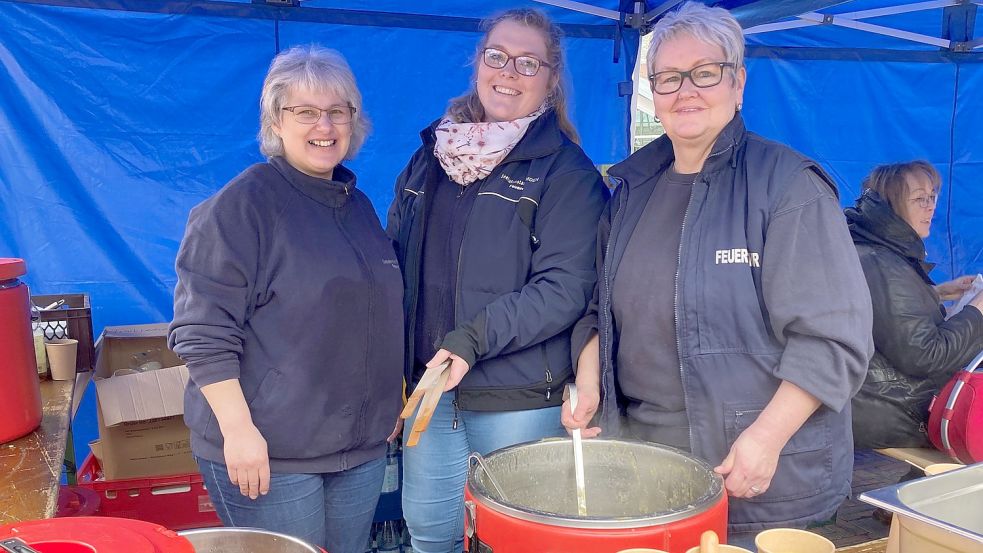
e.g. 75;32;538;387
464;438;727;553
0;516;195;553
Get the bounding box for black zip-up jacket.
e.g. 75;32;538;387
573;115;872;532
170;157;404;473
847;190;983;448
387;110;606;411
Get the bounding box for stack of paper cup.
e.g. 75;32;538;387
45;338;78;381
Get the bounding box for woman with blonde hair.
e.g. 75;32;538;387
170;45;403;553
387;9;606;552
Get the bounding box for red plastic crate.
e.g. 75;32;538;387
76;453;223;530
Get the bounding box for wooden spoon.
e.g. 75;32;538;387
700;530;719;553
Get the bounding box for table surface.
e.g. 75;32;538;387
0;379;74;524
875;447;955;469
836;537;889;552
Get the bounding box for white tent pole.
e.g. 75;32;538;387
643;0;686;25
745;19;820;34
746;1;970;48
833;0;958;20
530;0;621;20
796;11;952;47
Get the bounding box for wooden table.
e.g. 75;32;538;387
0;379;74;524
875;447;956;470
837;537;888;552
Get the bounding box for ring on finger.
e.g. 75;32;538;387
749;485;761;495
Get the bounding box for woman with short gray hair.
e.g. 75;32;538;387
170;44;402;553
565;1;872;545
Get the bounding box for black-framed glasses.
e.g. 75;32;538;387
482;47;553;77
648;62;736;95
908;194;939;209
281;104;356;125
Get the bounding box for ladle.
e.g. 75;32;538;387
565;383;588;516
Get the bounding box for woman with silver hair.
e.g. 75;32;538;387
563;1;873;542
387;8;605;553
169;45;403;553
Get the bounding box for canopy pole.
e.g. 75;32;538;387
746;0;971;50
530;0;620;20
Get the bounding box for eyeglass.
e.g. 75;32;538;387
482;47;553;77
908;194;939;209
648;62;736;95
282;104;356;125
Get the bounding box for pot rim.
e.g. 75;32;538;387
466;437;725;530
178;527;322;552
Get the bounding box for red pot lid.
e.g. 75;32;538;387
0;516;196;553
0;258;26;281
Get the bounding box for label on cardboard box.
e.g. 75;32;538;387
97;413;198;480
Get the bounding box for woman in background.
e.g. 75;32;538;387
848;160;983;448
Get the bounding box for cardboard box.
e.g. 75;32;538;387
93;323;198;480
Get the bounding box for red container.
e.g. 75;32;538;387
0;516;195;553
0;258;43;444
464;439;728;553
76;454;222;530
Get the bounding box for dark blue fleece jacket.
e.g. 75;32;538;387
170;156;404;473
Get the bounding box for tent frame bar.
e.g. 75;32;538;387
745;0;979;51
531;0;620;21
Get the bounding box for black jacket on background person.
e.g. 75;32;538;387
847;190;983;448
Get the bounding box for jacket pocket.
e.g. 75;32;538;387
723;402;832;502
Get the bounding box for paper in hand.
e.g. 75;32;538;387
946;274;983;320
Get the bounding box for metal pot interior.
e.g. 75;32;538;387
468;438;724;527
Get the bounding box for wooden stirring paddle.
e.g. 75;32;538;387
400;360;451;447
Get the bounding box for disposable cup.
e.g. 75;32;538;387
685;545;753;553
755;528;834;553
45;338;78;381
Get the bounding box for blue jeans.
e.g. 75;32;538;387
402;393;565;553
197;456;385;553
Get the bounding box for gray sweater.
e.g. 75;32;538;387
169;157;403;473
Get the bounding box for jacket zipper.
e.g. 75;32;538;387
335;205;375;451
600;176;627;422
676;144;734;451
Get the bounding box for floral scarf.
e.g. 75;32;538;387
433;104;547;186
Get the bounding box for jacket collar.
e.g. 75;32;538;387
419;109;566;165
845;190;934;272
269;156;355;208
608;113;746;188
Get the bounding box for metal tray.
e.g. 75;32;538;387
860;462;983;545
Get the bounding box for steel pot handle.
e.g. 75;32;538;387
465;500;493;553
467;452;508;501
0;539;42;553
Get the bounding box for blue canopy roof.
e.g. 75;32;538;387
1;0;981;332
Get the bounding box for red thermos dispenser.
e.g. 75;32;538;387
0;258;42;443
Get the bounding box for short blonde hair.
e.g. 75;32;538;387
647;2;745;76
258;45;369;160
